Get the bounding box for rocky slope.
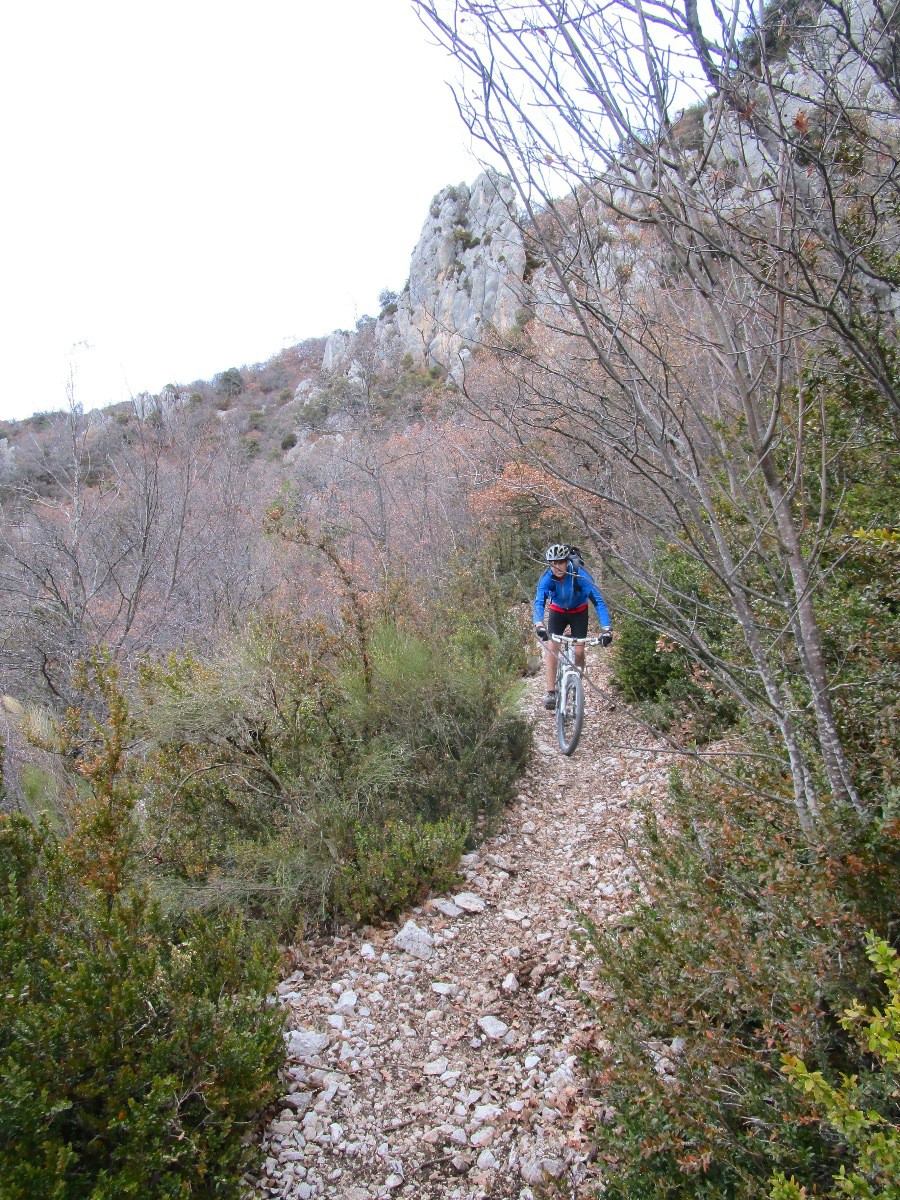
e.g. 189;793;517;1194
247;660;672;1200
318;171;528;388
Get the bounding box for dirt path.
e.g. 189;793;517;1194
247;660;671;1200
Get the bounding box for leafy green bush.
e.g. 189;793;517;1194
579;768;899;1199
771;933;900;1200
135;574;529;933
334;816;467;924
610;556;741;742
214;367;244;398
0;668;284;1200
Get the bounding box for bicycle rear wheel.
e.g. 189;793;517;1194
557;671;584;755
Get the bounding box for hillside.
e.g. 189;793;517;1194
1;0;897;1197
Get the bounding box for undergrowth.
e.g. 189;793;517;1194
1;550;531;1196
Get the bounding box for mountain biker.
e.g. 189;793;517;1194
534;544;612;710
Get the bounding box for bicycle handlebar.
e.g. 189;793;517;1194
549;634;604;646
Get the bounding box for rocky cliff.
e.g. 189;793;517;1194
319;171;527;387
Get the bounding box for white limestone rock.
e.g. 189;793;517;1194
285;1029;330;1060
393;919;434;960
477;1015;509;1040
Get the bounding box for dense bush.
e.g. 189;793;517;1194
138;600;530;934
214;367;244;398
579;771;900;1199
610;550;741;742
0;660;284;1199
771;934;900;1199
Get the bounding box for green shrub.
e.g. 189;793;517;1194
214;368;244;398
247;409;266;432
0;812;283;1197
334;816;467;924
610;571;740;742
280;431;298;451
135;584;530;934
578;769;899;1199
771;933;900;1200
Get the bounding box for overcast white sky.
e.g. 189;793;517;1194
0;0;484;421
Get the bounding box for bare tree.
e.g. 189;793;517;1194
0;397;281;705
414;0;899;830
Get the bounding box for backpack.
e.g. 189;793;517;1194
567;545;586;575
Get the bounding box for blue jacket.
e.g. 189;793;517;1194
533;563;610;627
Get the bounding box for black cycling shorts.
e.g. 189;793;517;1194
547;608;589;639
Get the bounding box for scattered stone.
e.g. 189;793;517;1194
423;1056;449;1075
282;1091;312;1114
477;1148;499;1171
502;972;519;992
285;1029;330;1060
393;920;434;960
431;980;460;998
360;942;376;960
478;1015;509;1040
503;908;528;922
454;892;486;914
385;1173;404;1189
522;820;537;834
335;989;357;1014
431;897;464;917
472;1103;502;1124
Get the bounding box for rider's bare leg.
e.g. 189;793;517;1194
545;641;559;692
574;643;586;674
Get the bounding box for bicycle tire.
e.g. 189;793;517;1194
557;671;584;755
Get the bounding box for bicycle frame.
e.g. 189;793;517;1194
549;634;602;684
547;634;603;755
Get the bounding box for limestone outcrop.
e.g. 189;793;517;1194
320;171;527;386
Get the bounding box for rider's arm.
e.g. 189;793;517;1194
581;569;611;627
532;571;552;626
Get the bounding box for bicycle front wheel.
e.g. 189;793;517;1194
557;671;584;755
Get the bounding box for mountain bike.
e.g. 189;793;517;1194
550;634;603;755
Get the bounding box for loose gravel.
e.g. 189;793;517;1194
246;659;671;1200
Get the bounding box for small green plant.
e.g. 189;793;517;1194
247;409;266;432
334;816;466;924
280;431;298;451
452;226;481;251
771;933;900;1200
378;288;400;317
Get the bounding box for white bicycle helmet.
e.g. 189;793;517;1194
545;543;570;563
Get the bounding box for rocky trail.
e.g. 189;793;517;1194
248;661;672;1200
